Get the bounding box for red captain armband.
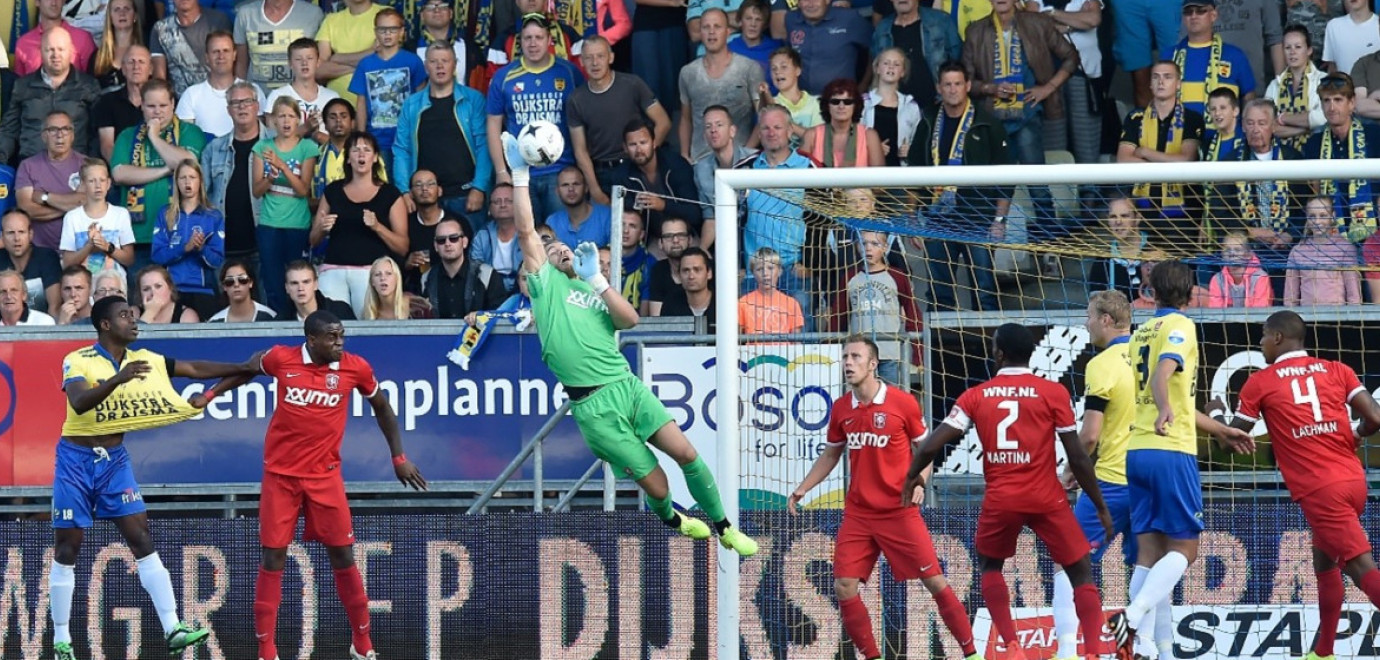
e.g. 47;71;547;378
392;454;408;467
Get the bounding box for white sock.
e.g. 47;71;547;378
1130;565;1156;655
49;561;75;645
1051;570;1079;658
1155;595;1174;660
1126;552;1189;630
136;553;180;635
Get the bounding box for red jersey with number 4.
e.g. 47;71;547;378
261;344;380;478
944;368;1076;513
827;383;927;515
1235;351;1367;500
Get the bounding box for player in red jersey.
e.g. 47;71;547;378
1230;311;1380;660
902;324;1116;660
199;311;428;660
788;335;980;660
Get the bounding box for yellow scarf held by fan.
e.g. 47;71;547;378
60;345;200;437
1132;102;1187;209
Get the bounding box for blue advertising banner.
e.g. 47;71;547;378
0;506;1374;660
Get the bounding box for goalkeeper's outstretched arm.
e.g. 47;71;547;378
501;132;549;275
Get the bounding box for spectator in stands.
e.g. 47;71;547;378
829;230;921;384
410;0;467;71
151;0;233;95
646;215;691;314
278;259;356;319
1130;254;1210;309
738;104;815;322
233;0;324;94
315;0;386;100
761;48;820;146
614;118;702;246
566;35;673;204
909;60;1008;312
91;0;145;93
14;0;98;77
93;269;128;302
1118;60;1204;243
1212;0;1284;96
595;0;632;48
0;28;101;166
964;0;1072;238
1173;0;1256;116
1027;0;1104;176
255;96;318;309
424;216;507;319
619;210;656;311
1324;0;1379;76
55;265;93;324
694;105;756;230
727;0;782;88
469;182;521;294
112;78;210;285
656;246;715;331
136;264;201;322
178;31;266;138
739;245;803;335
203;82;265;281
678;9;764;164
871;0;959;107
1201;87;1244;162
151;159;224;318
312;131;406;315
1305;73;1380;242
1088;195;1151;302
486;14;584;222
545;167;612;247
1267;25;1326;153
16;111;87;252
1285;196;1363;305
400;169;451;295
394;42;491;230
803;77;884;168
207;259;277;321
597;245;612;282
351;9;427;169
485;2;585;84
0;269;56;325
1111;0;1179;108
315;98;365;197
60;158;135;277
94;45;153;162
1365;221;1380;302
784;0;869;95
863;49;922;167
364;256;424;319
1207;231;1274;307
265;39;338;143
1290;0;1344;68
630;0;690;122
0;210;63;314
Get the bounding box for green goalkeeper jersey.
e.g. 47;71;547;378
527;262;632;387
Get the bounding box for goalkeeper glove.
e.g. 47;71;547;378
572;241;609;295
499;132;530;188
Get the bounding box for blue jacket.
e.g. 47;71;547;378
393;83;493;196
871;7;961;86
151;205;226;295
469;222;523;292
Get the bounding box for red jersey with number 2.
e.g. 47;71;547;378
826;383;927;515
945;368;1076;513
1235;352;1367;500
261;344;380;478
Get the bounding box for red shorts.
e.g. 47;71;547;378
976;505;1090;566
1298;480;1371;564
259;471;354;548
834;510;942;582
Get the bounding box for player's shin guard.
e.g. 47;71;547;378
135;552;181;635
1315;568;1344;656
935;585;978;656
680;456;727;526
1127;551;1189;630
334;566;373;653
1073;584;1106;656
1051;570;1079;658
49;561;75;645
839;595;881;659
1359;569;1380;608
981;571;1020;652
255;568;283;660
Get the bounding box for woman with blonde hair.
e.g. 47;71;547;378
151;159;224;319
862;48;922;167
91;0;145;93
363;256;419;320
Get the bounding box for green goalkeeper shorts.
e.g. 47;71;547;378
570;375;674;481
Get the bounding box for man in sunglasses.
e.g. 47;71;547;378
1170;0;1255;117
423;217;508;319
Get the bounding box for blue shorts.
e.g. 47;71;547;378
1127;449;1204;540
1075;481;1137;565
1111;0;1181;71
51;439;146;529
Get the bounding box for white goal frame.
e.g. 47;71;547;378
709;158;1380;659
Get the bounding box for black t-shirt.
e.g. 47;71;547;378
938;110;962;163
402;210;463;295
0;247;62;313
93;91;143;143
890;20;934;106
659;289;715;332
224;137;258;254
647;258;678;303
874;105;901;167
322;181;404;266
416;95;477;195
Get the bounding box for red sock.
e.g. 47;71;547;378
1360;570;1380;610
334;566;372;654
935;585;977;656
254;568;283;660
840;595;880;659
1072;584;1105;656
981;571;1019;652
1315;568;1344;656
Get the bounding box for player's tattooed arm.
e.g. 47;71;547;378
366;390;429;491
901;424;962;506
788;443;844;514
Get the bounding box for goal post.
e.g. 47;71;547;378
711;157;1380;660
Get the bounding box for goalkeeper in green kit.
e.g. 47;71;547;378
501;132;758;556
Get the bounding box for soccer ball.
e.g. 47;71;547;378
517;121;565;167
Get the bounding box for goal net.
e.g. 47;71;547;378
709;158;1380;660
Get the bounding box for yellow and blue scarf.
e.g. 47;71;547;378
931;101;974;204
1132;103;1186;208
1320;118;1376;241
126;119;183;217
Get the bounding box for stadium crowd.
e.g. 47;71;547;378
0;0;1376;336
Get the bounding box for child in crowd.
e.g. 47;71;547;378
1132;254;1210;309
1208;231;1274;308
739;247;804;335
1285;197;1362;306
253;97;318;312
829;228;922;385
59;158;135;278
759;47;820;147
349;8;426;168
265;38;340;143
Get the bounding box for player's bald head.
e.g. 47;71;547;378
1264;310;1306;342
993;323;1035;366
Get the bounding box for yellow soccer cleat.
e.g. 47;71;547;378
719;526;759;557
673;512;712;540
